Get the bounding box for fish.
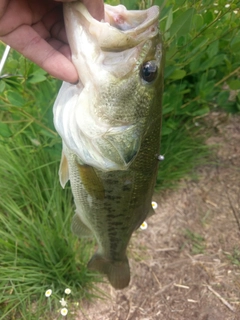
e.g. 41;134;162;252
53;1;164;290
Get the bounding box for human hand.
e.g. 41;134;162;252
0;0;104;83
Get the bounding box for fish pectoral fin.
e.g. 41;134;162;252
87;253;130;290
71;213;93;238
59;150;69;188
77;163;105;200
106;124;142;168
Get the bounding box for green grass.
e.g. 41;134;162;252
0;133;101;319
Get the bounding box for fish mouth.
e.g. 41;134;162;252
64;3;159;52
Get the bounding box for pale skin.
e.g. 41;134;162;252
0;0;104;83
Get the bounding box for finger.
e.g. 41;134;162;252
32;19;68;45
81;0;104;21
47;38;72;61
0;0;9;20
0;25;78;83
54;0;105;21
41;4;68;44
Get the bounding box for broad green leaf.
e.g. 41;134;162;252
27;74;47;84
27;68;47;84
203;10;214;24
177;36;187;47
191;106;210;117
199;54;225;71
217;91;230;107
199;80;215;99
6;90;25;107
208;69;216;79
164;8;173;40
5;59;19;72
169;8;195;38
188;37;209;58
162;104;174;115
0;123;12;138
230;31;240;52
169;69;186;80
3;76;22;90
165;42;178;60
207;40;219;58
228;79;240;90
230;41;240;53
174;0;186;7
165;7;173;33
192;14;203;31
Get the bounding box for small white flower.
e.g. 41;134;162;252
140;221;148;230
59;298;67;307
214;10;219;13
64;288;71;295
61;308;68;316
151;201;158;210
213;2;218;5
225;3;230;7
45;289;52;297
233;10;238;14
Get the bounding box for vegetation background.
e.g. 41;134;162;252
0;0;239;319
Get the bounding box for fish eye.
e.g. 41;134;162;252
140;61;158;83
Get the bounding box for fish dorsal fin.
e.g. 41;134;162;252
59;150;69;188
77;163;105;200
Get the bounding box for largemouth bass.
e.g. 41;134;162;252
53;1;163;289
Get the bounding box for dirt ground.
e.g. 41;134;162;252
77;113;240;320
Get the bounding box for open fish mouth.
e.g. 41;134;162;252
64;3;159;51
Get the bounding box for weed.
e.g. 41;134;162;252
184;229;206;255
226;247;240;266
